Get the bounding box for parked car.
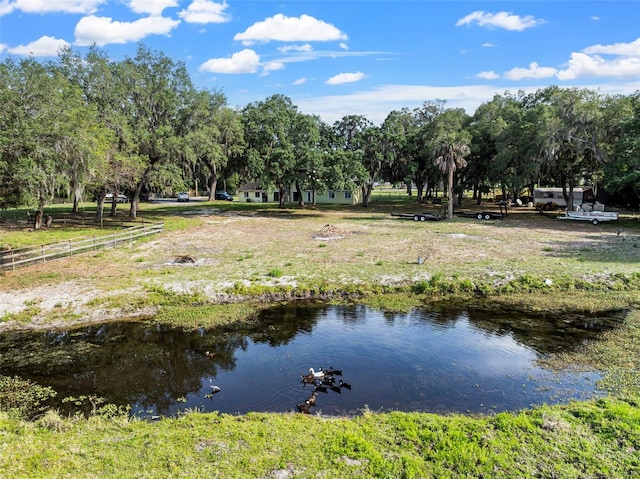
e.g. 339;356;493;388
105;193;128;203
215;191;234;201
177;192;190;202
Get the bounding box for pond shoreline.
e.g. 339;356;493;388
0;287;636;332
0;282;638;332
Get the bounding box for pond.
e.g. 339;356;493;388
0;304;620;417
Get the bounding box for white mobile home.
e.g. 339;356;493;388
533;187;595;209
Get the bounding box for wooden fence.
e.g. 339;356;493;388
0;222;164;271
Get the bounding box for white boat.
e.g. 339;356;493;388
559;208;618;224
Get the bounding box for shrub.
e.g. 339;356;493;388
0;375;56;418
267;268;283;278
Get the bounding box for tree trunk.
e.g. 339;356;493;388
416;186;423;203
110;197;117;217
129;181;145;219
205;160;218;201
447;169;454;219
362;184;373;207
208;175;218;202
567;180;576;211
33;210;42;230
95;195;106;224
415;180;425;203
33;197;46;229
72;182;83;213
295;181;305;207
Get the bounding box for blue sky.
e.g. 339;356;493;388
1;1;639;124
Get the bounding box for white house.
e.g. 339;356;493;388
237;182;272;203
237;182;363;205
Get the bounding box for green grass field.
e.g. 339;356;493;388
1;195;639;478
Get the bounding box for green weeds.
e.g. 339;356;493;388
0;376;56;418
0;397;638;478
1;303;42;324
267;268;283;278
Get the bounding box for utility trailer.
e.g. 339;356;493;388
391;212;444;222
456;201;509;221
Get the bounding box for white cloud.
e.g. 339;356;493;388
482;42;497;48
496;38;640;83
556;52;640;80
274;49;388;67
178;0;230;24
0;1;14;16
199;48;260;74
583;38;640;56
293;81;640;126
262;61;284;74
293;77;308;85
279;44;313;53
296;84;513;124
128;0;177;16
74;15;180;46
477;70;499;80
504;62;557;80
0;0;104;16
0;43;6;53
339;42;348;50
456;11;543;31
8;35;70;56
234;14;348;45
326;71;365;85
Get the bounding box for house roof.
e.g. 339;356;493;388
238;182;265;192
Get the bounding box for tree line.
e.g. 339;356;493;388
1;44;638;226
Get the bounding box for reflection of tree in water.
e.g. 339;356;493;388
0;321;250;413
0;304;320;413
248;302;320;346
411;306;624;355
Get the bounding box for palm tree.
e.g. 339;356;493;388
434;142;470;218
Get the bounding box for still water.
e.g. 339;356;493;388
0;304;618;417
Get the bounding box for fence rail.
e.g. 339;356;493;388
1;222;164;271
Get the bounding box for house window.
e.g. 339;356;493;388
328;190;335;199
273;191;280;202
255;192;260;198
307;192;312;203
244;192;249;198
344;191;352;199
293;192;300;202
